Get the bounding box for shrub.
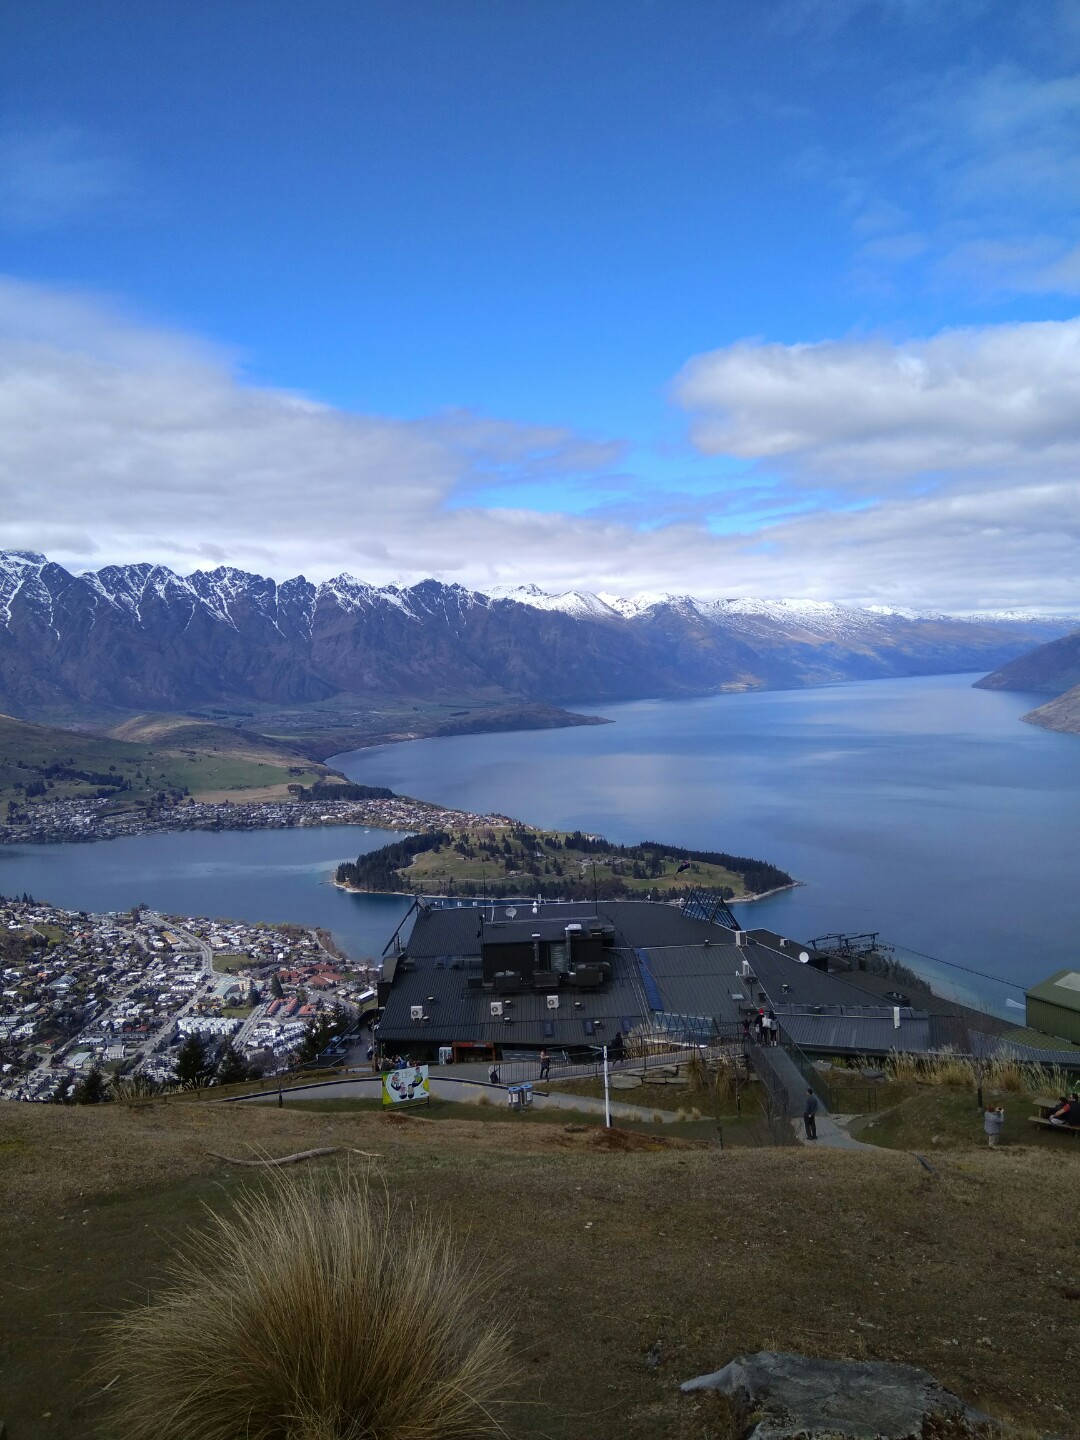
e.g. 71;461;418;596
96;1168;513;1440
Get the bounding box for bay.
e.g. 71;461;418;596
329;673;1080;1010
0;825;412;960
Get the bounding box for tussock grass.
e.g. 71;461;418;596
882;1050;1072;1094
96;1168;513;1440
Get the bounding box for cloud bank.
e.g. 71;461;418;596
1;277;1077;612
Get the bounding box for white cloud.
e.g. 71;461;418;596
0;277;1078;613
675;317;1080;481
0;123;125;229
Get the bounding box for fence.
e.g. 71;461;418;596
454;1030;746;1088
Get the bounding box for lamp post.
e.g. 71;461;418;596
602;1042;611;1128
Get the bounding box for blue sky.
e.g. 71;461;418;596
1;1;1079;609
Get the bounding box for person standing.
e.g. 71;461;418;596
488;1062;500;1085
538;1048;551;1081
984;1105;1005;1146
803;1087;818;1140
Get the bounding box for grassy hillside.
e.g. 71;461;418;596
0;711;328;812
0;1096;1075;1439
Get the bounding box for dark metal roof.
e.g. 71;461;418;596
397;898;738;962
638;944;748;1025
738;944;877;1009
778;1012;933;1055
381;898;1018;1061
377;938;651;1048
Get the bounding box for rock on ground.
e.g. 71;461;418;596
680;1350;1002;1439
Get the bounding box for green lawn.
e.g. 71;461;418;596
211;952;253;973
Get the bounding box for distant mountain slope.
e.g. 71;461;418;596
0;550;1074;720
1021;684;1080;735
974;627;1080;696
0;711;328;810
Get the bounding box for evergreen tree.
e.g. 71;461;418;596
175;1034;214;1088
73;1065;109;1104
215;1043;249;1086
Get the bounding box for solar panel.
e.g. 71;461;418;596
635;950;665;1011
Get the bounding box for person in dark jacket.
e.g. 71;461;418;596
1049;1096;1079;1127
803;1087;818;1140
538;1049;551;1081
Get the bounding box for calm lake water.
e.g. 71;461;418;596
1;675;1076;1007
329;673;1080;1010
0;826;413;960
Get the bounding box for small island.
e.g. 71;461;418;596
335;822;794;902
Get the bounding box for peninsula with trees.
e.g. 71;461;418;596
335;823;794;902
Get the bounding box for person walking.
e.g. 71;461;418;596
984;1105;1005;1146
538;1048;551;1082
803;1087;818;1140
488;1062;500;1085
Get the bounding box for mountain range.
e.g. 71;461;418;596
1;550;1076;721
975;626;1080;736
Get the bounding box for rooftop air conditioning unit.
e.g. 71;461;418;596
546;993;559;1009
410;1005;423;1021
490;1000;503;1018
734;930;747;947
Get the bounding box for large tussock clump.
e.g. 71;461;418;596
97;1170;513;1440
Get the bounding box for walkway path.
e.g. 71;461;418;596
232;1074;686;1123
751;1042;875;1151
791;1112;874;1151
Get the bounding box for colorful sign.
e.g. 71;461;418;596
382;1064;430;1106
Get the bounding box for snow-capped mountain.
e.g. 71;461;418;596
0;551;1074;718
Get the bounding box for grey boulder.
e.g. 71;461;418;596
681;1350;999;1439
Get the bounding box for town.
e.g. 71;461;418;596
0;789;513;846
0;897;380;1101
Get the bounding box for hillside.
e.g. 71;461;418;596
976;627;1080;736
335;825;794;900
0;711;328;813
0;1096;1075;1439
974;626;1080;696
0;551;1073;722
1021;682;1080;735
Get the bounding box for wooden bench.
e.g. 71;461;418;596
1028;1116;1080;1135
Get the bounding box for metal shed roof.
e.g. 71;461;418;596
1025;970;1080;1015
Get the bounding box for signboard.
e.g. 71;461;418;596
382;1065;430;1106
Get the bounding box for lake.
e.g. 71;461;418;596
329;673;1080;1011
1;674;1076;1010
0;825;413;960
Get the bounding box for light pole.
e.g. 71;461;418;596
602;1042;611;1128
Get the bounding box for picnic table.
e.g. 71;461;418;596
1028;1096;1080;1134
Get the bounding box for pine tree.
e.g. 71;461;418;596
215;1043;249;1086
175;1034;214;1089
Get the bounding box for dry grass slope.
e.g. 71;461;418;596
1;1098;1078;1439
